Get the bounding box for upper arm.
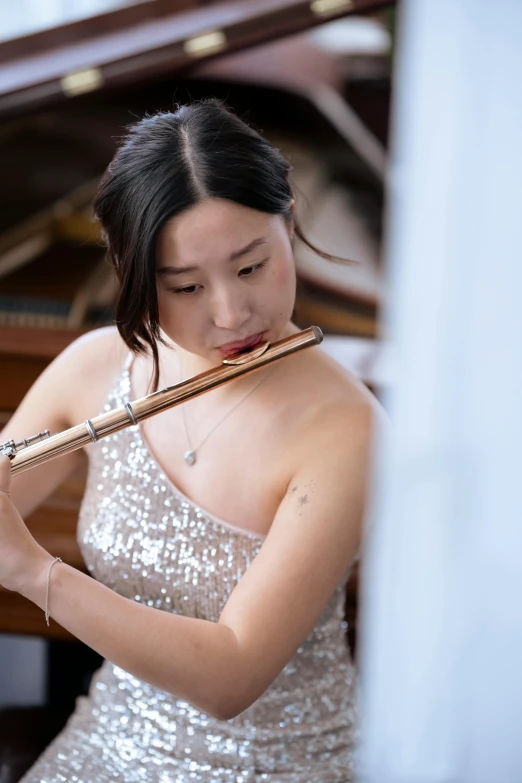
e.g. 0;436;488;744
1;326;126;516
218;400;377;717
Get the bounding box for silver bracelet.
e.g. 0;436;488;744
45;556;62;627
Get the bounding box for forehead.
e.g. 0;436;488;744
156;198;276;265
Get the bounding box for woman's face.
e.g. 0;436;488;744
155;198;296;365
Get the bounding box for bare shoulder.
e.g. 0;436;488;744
37;326;130;424
1;325;128;473
265;340;388;509
273;346;385;543
277;338;386;451
58;326;128;375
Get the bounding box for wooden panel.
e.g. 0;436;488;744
0;1;203;64
0;0;395;119
0;331;87;639
294;296;378;337
0;326;84;360
0;355;49;412
0;326;85;411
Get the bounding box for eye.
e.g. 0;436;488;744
239;260;267;277
170;284;202;295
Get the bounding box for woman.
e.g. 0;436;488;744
0;100;381;782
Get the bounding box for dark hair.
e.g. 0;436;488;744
94;98;342;392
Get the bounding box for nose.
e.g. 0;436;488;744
211;286;250;332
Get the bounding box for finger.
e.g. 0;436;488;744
0;453;12;495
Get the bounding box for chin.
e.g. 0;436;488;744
269;321;292;342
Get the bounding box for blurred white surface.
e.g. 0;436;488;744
321;335;393;389
0;0;146;43
310;16;391;56
0;634;46;707
360;0;522;781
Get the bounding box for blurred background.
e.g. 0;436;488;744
0;0;394;777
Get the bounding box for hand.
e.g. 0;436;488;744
0;454;51;594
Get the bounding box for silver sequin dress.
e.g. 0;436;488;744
21;357;358;783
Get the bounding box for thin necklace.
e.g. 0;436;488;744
180;360;270;466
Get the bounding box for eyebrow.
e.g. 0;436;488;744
156;237;268;277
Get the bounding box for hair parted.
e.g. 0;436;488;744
93;98;341;391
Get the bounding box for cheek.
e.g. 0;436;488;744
157;291;175;325
157;292;206;351
157;291;186;339
270;253;296;303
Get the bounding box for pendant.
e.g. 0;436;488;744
184;450;196;466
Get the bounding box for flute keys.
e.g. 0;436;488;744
0;429;50;459
0;442;16;459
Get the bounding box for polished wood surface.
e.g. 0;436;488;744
0;327;86;639
0;0;394;119
0;326;85;411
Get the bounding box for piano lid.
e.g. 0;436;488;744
0;0;392;337
0;0;394;119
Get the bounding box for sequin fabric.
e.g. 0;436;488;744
21;359;358;783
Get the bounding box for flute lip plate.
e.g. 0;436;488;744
221;341;271;365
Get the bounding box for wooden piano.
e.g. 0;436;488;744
0;0;393;647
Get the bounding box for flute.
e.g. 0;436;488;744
1;326;323;476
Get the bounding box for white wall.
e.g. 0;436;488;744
359;0;522;781
0;0;142;43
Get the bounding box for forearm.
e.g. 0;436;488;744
21;560;243;720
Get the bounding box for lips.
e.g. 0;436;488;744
218;332;266;357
